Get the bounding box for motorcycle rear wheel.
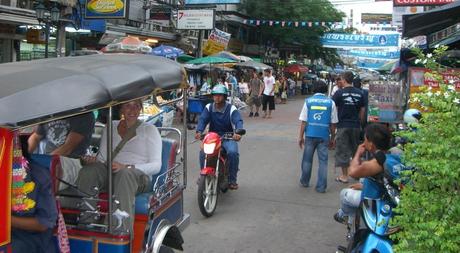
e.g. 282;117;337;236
197;175;218;217
346;229;370;253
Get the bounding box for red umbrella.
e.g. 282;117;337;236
284;64;309;73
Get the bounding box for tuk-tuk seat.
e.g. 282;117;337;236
134;138;178;215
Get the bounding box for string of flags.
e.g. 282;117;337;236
243;19;344;27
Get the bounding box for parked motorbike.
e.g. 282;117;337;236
197;129;246;217
337;171;401;253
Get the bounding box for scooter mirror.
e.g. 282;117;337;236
235;129;246;136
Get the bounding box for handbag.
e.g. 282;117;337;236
281;91;287;99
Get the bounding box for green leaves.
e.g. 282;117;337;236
392;46;460;253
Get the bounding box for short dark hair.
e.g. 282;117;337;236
313;82;328;94
341;71;354;84
365;123;392;151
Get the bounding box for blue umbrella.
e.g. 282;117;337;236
151;45;184;59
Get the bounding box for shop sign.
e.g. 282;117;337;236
85;0;127;19
409;67;460;91
428;23;460;48
26;29;46;44
392;6;424;27
203;28;231;55
177;9;215;30
321;33;399;48
368;81;405;123
393;0;454;6
185;0;240;4
344;49;400;59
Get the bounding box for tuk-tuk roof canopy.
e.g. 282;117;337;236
0;54;185;129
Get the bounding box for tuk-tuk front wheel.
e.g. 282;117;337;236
197;175;218;217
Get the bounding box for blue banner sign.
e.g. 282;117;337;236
347;50;400;59
356;59;387;69
185;0;240;4
321;33;400;48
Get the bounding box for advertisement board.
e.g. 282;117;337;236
177;9;214;30
408;67;460;92
85;0;127;19
393;0;454;6
321;33;399;49
185;0;240;4
392;6;424;27
203;28;231;55
368;81;405;123
346;49;400;59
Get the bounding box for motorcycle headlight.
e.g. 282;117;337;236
203;143;217;154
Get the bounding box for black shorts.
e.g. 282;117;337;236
262;94;275;111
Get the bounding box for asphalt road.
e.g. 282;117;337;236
181;96;346;253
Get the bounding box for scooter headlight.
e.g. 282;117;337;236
203;143;217;154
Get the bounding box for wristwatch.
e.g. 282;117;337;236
126;164;135;169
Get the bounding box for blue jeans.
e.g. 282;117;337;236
200;140;239;184
339;188;362;217
300;137;329;192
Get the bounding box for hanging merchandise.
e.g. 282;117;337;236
11;134;35;213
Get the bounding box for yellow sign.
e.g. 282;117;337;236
87;0;124;14
26;29;46;44
203;28;231;55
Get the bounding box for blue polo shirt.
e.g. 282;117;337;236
12;161;58;253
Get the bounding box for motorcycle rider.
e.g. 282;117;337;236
195;84;244;190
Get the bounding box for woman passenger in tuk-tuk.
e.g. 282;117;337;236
76;99;162;234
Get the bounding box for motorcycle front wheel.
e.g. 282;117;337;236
346;228;370;253
197;175;218;217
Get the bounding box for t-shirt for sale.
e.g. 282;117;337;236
36;113;95;158
332;86;366;128
263;76;275;96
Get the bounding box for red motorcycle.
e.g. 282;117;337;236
197;129;245;217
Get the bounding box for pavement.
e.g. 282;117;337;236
181;95;347;253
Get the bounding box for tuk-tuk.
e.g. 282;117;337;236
0;54;190;253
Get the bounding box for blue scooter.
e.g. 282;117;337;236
338;172;401;253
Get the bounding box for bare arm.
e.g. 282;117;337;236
27;132;43;154
12;216;48;232
298;121;307;149
50;132;84;156
349;144;384;178
259;81;264;96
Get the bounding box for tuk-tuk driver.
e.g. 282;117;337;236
27;113;95;158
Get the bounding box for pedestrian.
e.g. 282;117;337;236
330;76;343;97
226;72;239;98
262;69;276;118
287;76;296;97
247;70;264;117
298;82;338;193
280;76;288;104
274;77;281;104
332;71;367;183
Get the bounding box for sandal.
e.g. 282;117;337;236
335;177;349;184
228;183;239;190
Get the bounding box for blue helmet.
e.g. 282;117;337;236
211;84;228;96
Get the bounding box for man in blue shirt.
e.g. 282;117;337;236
12;159;58;253
196;84;244;190
298;83;338;193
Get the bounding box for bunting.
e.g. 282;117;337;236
243;19;345;28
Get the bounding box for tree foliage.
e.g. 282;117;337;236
240;0;344;65
392;46;460;253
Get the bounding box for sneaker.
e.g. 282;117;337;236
333;212;348;225
254;112;259;117
249;112;254;117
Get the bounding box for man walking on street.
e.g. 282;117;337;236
247;70;264;117
332;71;367;183
298;83;338;193
262;69;275;118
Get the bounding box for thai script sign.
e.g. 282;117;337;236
203;28;231;55
368;81;405;123
321;33;399;48
85;0;127;19
346;50;400;59
409;67;460;91
177;9;215;30
393;0;454;6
